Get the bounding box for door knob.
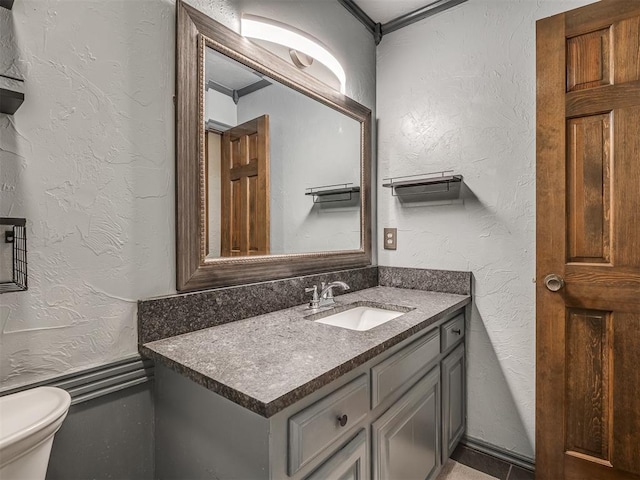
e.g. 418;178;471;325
544;274;565;292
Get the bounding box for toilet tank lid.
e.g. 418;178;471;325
0;387;71;448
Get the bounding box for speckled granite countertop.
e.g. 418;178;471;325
141;286;470;417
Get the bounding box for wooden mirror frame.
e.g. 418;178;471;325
176;1;372;292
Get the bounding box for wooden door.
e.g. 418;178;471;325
220;115;270;256
537;2;640;479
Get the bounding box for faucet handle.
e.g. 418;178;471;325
305;285;319;308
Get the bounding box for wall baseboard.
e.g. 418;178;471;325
0;355;154;405
461;435;535;472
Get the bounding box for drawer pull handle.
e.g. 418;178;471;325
452;328;461;335
337;414;348;427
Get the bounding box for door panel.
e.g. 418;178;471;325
248;175;259;253
231;179;242;253
566;28;611;92
613;107;640;267
442;343;465;462
613;17;640;84
372;366;440;480
564;309;612;464
566;113;611;263
537;2;640;479
304;430;369;480
612;313;640;474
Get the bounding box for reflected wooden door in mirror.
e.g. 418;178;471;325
219;115;270;257
176;1;372;291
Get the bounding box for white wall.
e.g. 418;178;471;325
0;0;375;391
376;0;596;458
205;88;238;129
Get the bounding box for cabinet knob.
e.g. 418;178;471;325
337;414;348;427
452;328;461;335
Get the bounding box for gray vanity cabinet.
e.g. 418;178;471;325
305;430;369;480
440;312;466;463
442;343;465;461
372;366;441;480
153;308;467;480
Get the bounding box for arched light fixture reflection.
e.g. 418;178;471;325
240;14;347;94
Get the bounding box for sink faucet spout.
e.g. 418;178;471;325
319;281;350;307
305;281;350;309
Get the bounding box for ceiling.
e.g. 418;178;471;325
339;0;467;43
203;0;468;91
354;0;434;25
205;48;263;90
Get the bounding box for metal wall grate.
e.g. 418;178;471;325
0;218;27;293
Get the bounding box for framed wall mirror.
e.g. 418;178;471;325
176;1;372;291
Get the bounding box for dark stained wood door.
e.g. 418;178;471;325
537;2;640;479
220;115;270;256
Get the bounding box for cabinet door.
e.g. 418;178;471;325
372;366;440;480
305;429;368;480
442;343;465;461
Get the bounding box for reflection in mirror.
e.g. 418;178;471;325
204;47;361;259
176;0;371;291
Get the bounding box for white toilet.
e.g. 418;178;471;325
0;387;71;480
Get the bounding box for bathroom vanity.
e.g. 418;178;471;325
142;286;469;480
144;2;472;478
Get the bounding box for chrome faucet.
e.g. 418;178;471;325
305;281;350;309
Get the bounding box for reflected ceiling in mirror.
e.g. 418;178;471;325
204;47;361;259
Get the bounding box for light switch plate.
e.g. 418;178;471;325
384;228;397;250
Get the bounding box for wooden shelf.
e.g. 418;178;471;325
0;88;24;115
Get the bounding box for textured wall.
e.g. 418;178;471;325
0;0;375;391
376;0;595;458
0;0;175;391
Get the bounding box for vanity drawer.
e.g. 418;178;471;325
441;314;465;352
371;329;440;409
288;374;369;475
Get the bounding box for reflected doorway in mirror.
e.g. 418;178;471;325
220;115;270;257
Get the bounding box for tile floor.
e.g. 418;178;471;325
450;444;535;480
437;460;499;480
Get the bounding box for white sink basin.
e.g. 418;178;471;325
313;305;406;331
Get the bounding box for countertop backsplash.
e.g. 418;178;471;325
138;266;378;343
137;266;471;344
